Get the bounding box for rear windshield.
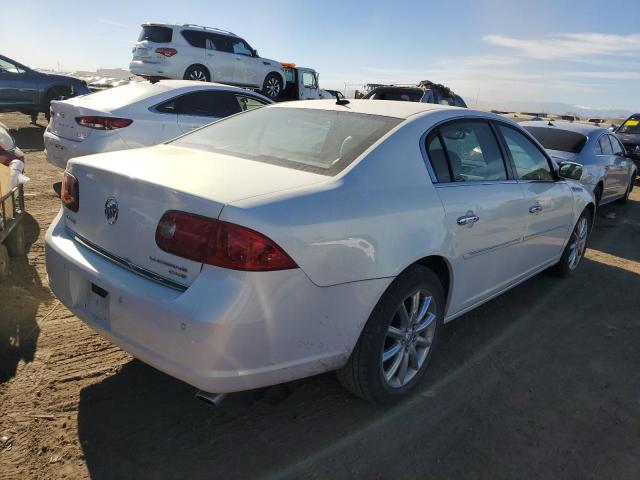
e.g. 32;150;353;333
523;126;587;154
171;107;402;175
617;117;640;135
80;82;171;109
368;90;423;102
138;25;173;43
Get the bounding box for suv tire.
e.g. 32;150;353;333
184;65;210;82
262;73;283;99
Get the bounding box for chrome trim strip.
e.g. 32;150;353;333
435;180;520;188
522;224;568;242
70;230;188;292
462;237;522;259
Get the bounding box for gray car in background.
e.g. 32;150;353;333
522;121;637;206
0;54;89;123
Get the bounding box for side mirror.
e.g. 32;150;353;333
252;49;258;57
558;161;583;181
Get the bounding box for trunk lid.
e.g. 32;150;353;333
64;144;328;287
48;101;99;142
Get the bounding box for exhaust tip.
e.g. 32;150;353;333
196;390;226;406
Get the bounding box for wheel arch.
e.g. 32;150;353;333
265;70;286;87
41;84;73;111
409;255;453;316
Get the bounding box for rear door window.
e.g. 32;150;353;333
181;30;207;48
433;121;508;182
608;135;624;155
498;125;555;181
206;33;233;53
138;25;173;43
160;91;243;118
598;135;613;155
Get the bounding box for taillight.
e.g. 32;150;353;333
155;48;177;57
155;211;297;271
61;171;79;212
75;116;133;130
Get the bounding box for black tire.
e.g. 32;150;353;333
183;65;210;82
262;73;283;99
615;177;634;205
5;224;26;257
594;184;603;208
551;208;592;278
0;244;9;282
337;265;445;404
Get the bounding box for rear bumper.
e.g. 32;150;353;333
45;211;389;393
44;130;128;170
129;60;182;79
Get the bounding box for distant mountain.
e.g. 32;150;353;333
476;100;633;119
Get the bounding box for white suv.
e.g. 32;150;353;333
129;23;287;99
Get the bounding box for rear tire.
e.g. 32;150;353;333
262;73;283;99
337;265;445;404
183;65;210;82
615;177;634;205
551;209;592;278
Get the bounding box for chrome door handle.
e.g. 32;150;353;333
457;213;480;226
529;204;543;214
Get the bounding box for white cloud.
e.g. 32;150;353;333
98;18;133;29
483;32;640;60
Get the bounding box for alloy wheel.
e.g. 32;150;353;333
266;77;281;97
382;289;437;388
189;69;207;81
568;217;589;270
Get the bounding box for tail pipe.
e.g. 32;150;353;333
195;390;226;406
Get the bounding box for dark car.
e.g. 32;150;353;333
0;54;90;124
615;113;640;167
362;80;467;107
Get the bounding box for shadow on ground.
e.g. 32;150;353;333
0;213;48;383
76;205;640;479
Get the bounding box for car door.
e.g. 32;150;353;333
608;134;633;195
299;70;321;100
426;120;530;315
0;57;38;108
175;90;242;133
496;124;574;272
595;133;621;201
205;33;235;84
230;38;259;86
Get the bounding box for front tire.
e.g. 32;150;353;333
552;209;592;278
337;265;445;404
183;65;210;82
262;73;283;99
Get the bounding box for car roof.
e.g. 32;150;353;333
142;23;239;38
270;99;465;119
520;120;607;136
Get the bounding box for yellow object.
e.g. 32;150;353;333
0;164;14;219
624;120;639;127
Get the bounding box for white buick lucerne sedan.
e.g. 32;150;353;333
45;100;594;404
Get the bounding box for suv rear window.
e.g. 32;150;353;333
524;126;587;154
138;25;173;43
171;107;401;175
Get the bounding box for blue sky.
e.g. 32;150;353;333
2;0;639;111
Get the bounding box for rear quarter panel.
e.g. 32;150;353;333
220;116;449;287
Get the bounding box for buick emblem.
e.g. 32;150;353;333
104;197;119;225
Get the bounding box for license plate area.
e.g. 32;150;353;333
87;283;109;324
70;272;111;327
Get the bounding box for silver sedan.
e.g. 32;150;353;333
522;121;637;206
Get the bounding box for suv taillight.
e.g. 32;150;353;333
155;211;297;271
155;48;177;57
76;116;133;130
61;171;79;212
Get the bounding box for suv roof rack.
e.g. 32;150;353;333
179;24;238;37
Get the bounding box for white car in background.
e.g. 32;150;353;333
129;23;287;99
44;80;271;169
46;100;594;405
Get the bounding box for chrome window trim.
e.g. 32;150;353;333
434;180;520;188
70;229;189;292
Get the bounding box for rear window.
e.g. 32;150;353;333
138;25;173;43
171;107;402;175
523;126;587;154
369;90;423;102
80;82;171;109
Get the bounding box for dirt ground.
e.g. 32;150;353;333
0;111;639;480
